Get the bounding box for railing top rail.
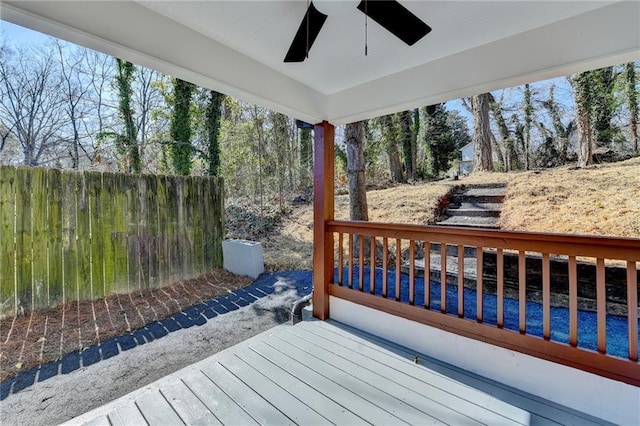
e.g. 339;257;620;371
327;220;640;261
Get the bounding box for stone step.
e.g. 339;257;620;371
454;194;505;204
452;187;506;205
436;216;500;229
446;203;502;217
462;187;507;197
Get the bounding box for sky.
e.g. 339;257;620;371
0;19;575;126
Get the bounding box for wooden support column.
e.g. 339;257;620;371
313;121;335;320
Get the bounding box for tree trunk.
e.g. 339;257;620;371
169;77;195;175
382;115;405;182
472;93;493;172
345;121;368;222
300;127;313;188
626;62;639;153
115;59;140;173
206;90;224;176
488;93;516;171
572;72;594;167
399;110;416;180
523;84;532;170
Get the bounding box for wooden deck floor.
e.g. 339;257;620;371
66;320;612;425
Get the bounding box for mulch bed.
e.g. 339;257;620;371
0;269;251;383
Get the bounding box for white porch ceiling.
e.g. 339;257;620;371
2;1;639;124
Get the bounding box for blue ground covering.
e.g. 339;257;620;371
337;267;637;359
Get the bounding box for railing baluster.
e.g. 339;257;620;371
477;247;483;323
627;261;638;362
497;248;504;328
569;255;578;347
359;235;365;292
382;238;388;298
441;243;447;314
395;238;401;301
338;232;344;286
409;240;415;305
348;233;354;289
458;245;464;318
424;241;431;309
518;250;526;334
597;258;606;353
543;253;550;340
370;236;376;295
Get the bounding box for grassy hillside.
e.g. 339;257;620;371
234;158;639;271
500;157;640;238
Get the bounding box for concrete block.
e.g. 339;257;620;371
222;239;264;279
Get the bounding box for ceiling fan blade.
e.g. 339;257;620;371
284;2;328;62
357;0;431;46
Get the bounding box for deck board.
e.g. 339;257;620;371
160;379;222;425
65;320;614;426
319;321;609;426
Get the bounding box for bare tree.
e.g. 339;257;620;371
0;44;66;166
471;93;494;172
55;40;95;168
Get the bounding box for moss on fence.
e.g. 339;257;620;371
0;166;224;318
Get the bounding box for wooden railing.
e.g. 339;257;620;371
325;220;640;386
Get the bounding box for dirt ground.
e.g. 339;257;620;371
0;271;312;425
0;269;251;383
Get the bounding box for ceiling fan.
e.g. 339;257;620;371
284;0;432;63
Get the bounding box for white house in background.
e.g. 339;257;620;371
459;142;474;175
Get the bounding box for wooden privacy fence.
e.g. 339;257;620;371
326;220;640;386
0;166;224;318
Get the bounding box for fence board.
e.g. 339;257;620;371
88;172;105;299
113;173;129;293
61;170;78;302
0;167;16;315
212;179;224;267
101;172;116;297
47;169;63;307
76;173;92;300
15;168;33;311
175;178;188;280
126;176;140;292
144;174;158;289
166;176;179;283
30;167;48;308
182;177;196;276
0;167;224;318
156;175;170;287
192;177;204;276
202;179;214;271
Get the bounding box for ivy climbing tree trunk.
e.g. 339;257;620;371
205;90;224;176
472;93;493;172
590;66;616;146
169;78;196;175
626;62;638;153
523;84;533;170
345;121;369;222
115;58;140;173
488;93;519;171
399;110;416;181
571;72;594;167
